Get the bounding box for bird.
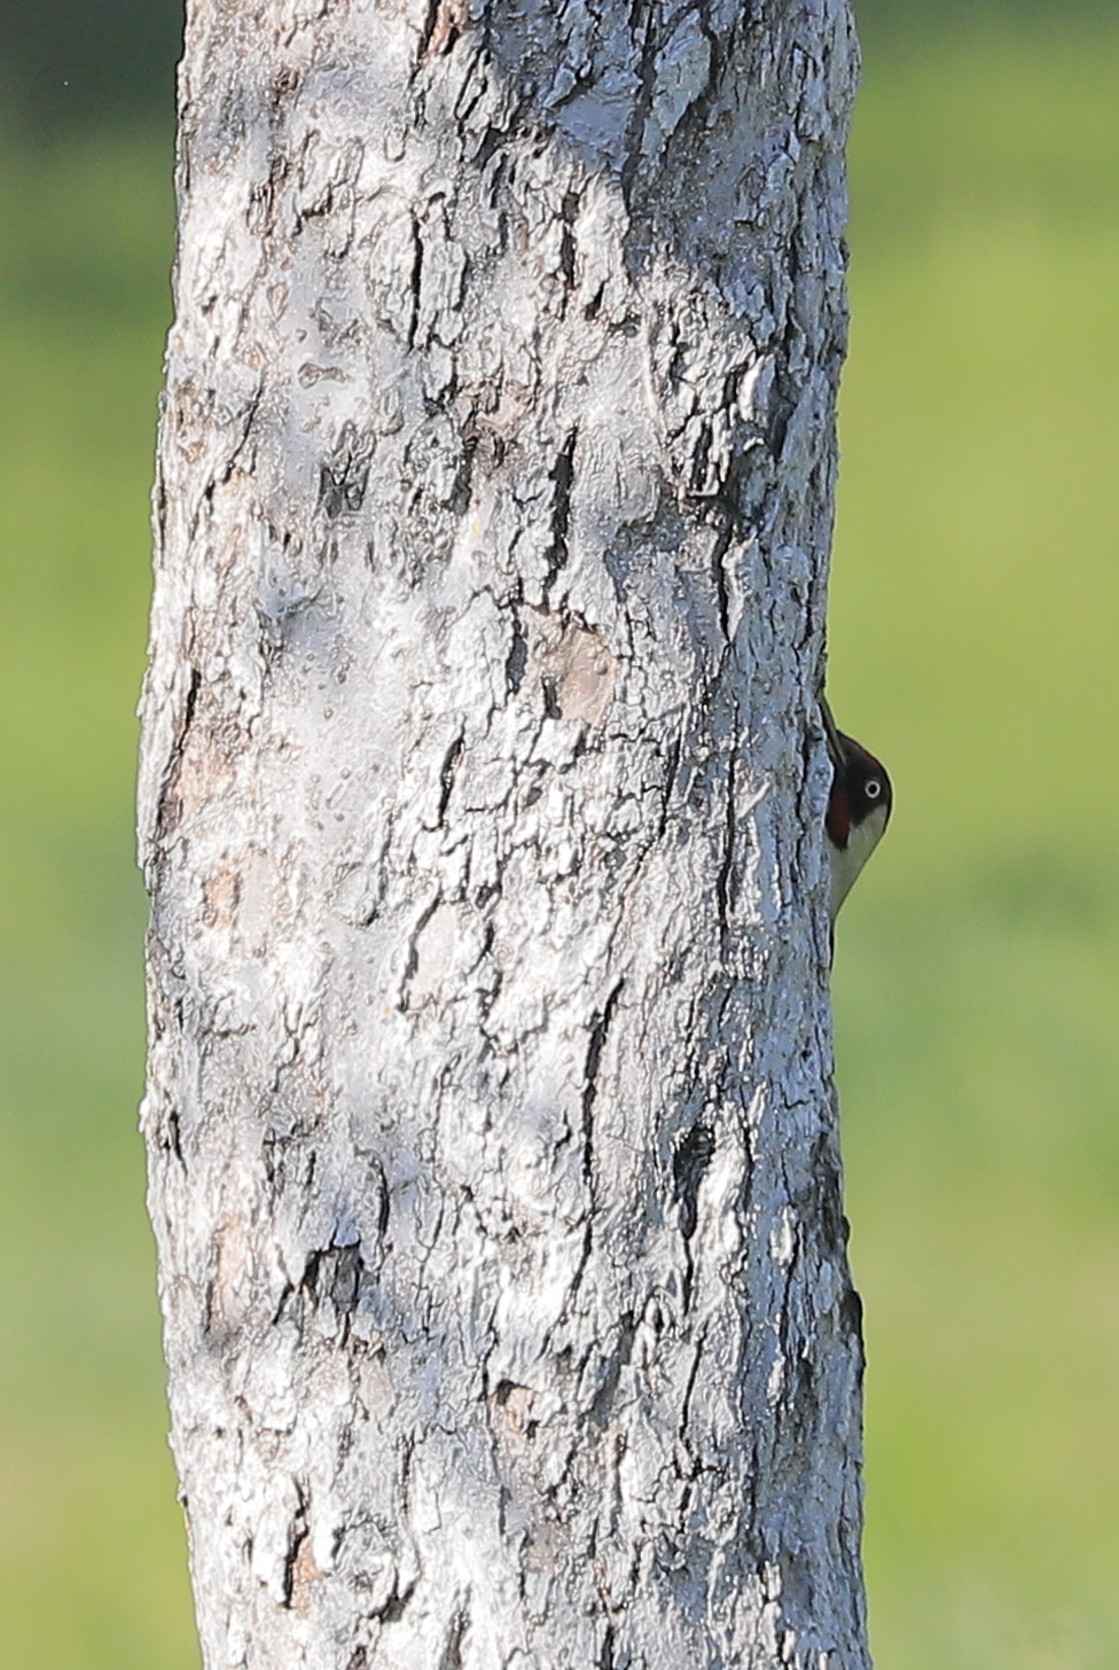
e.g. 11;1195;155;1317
820;695;893;922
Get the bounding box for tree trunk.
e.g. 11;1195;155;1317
139;1;867;1666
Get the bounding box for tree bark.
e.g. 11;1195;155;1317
139;1;867;1666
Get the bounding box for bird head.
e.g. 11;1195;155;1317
820;695;892;921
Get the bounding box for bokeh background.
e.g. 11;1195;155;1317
2;1;1116;1664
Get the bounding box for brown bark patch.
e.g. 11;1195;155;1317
494;1379;537;1437
159;677;245;840
420;0;469;60
202;865;241;927
290;1534;324;1618
527;609;617;726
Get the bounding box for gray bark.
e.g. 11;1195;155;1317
139;1;867;1666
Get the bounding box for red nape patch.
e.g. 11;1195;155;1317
826;786;851;847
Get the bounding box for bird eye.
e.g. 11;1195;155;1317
865;779;881;799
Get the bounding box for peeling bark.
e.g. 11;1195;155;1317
139;0;868;1665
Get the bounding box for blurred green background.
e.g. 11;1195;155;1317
832;6;1119;1667
1;2;1117;1665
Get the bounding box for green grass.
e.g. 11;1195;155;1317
2;19;1118;1666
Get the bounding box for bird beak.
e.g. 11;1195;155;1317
819;694;846;769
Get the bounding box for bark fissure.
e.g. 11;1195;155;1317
153;663;200;848
542;427;578;602
436;734;465;827
582;981;625;1168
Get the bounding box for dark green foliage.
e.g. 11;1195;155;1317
0;0;180;132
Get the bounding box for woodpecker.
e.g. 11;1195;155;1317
821;695;892;922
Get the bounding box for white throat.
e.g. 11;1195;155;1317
829;803;890;920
